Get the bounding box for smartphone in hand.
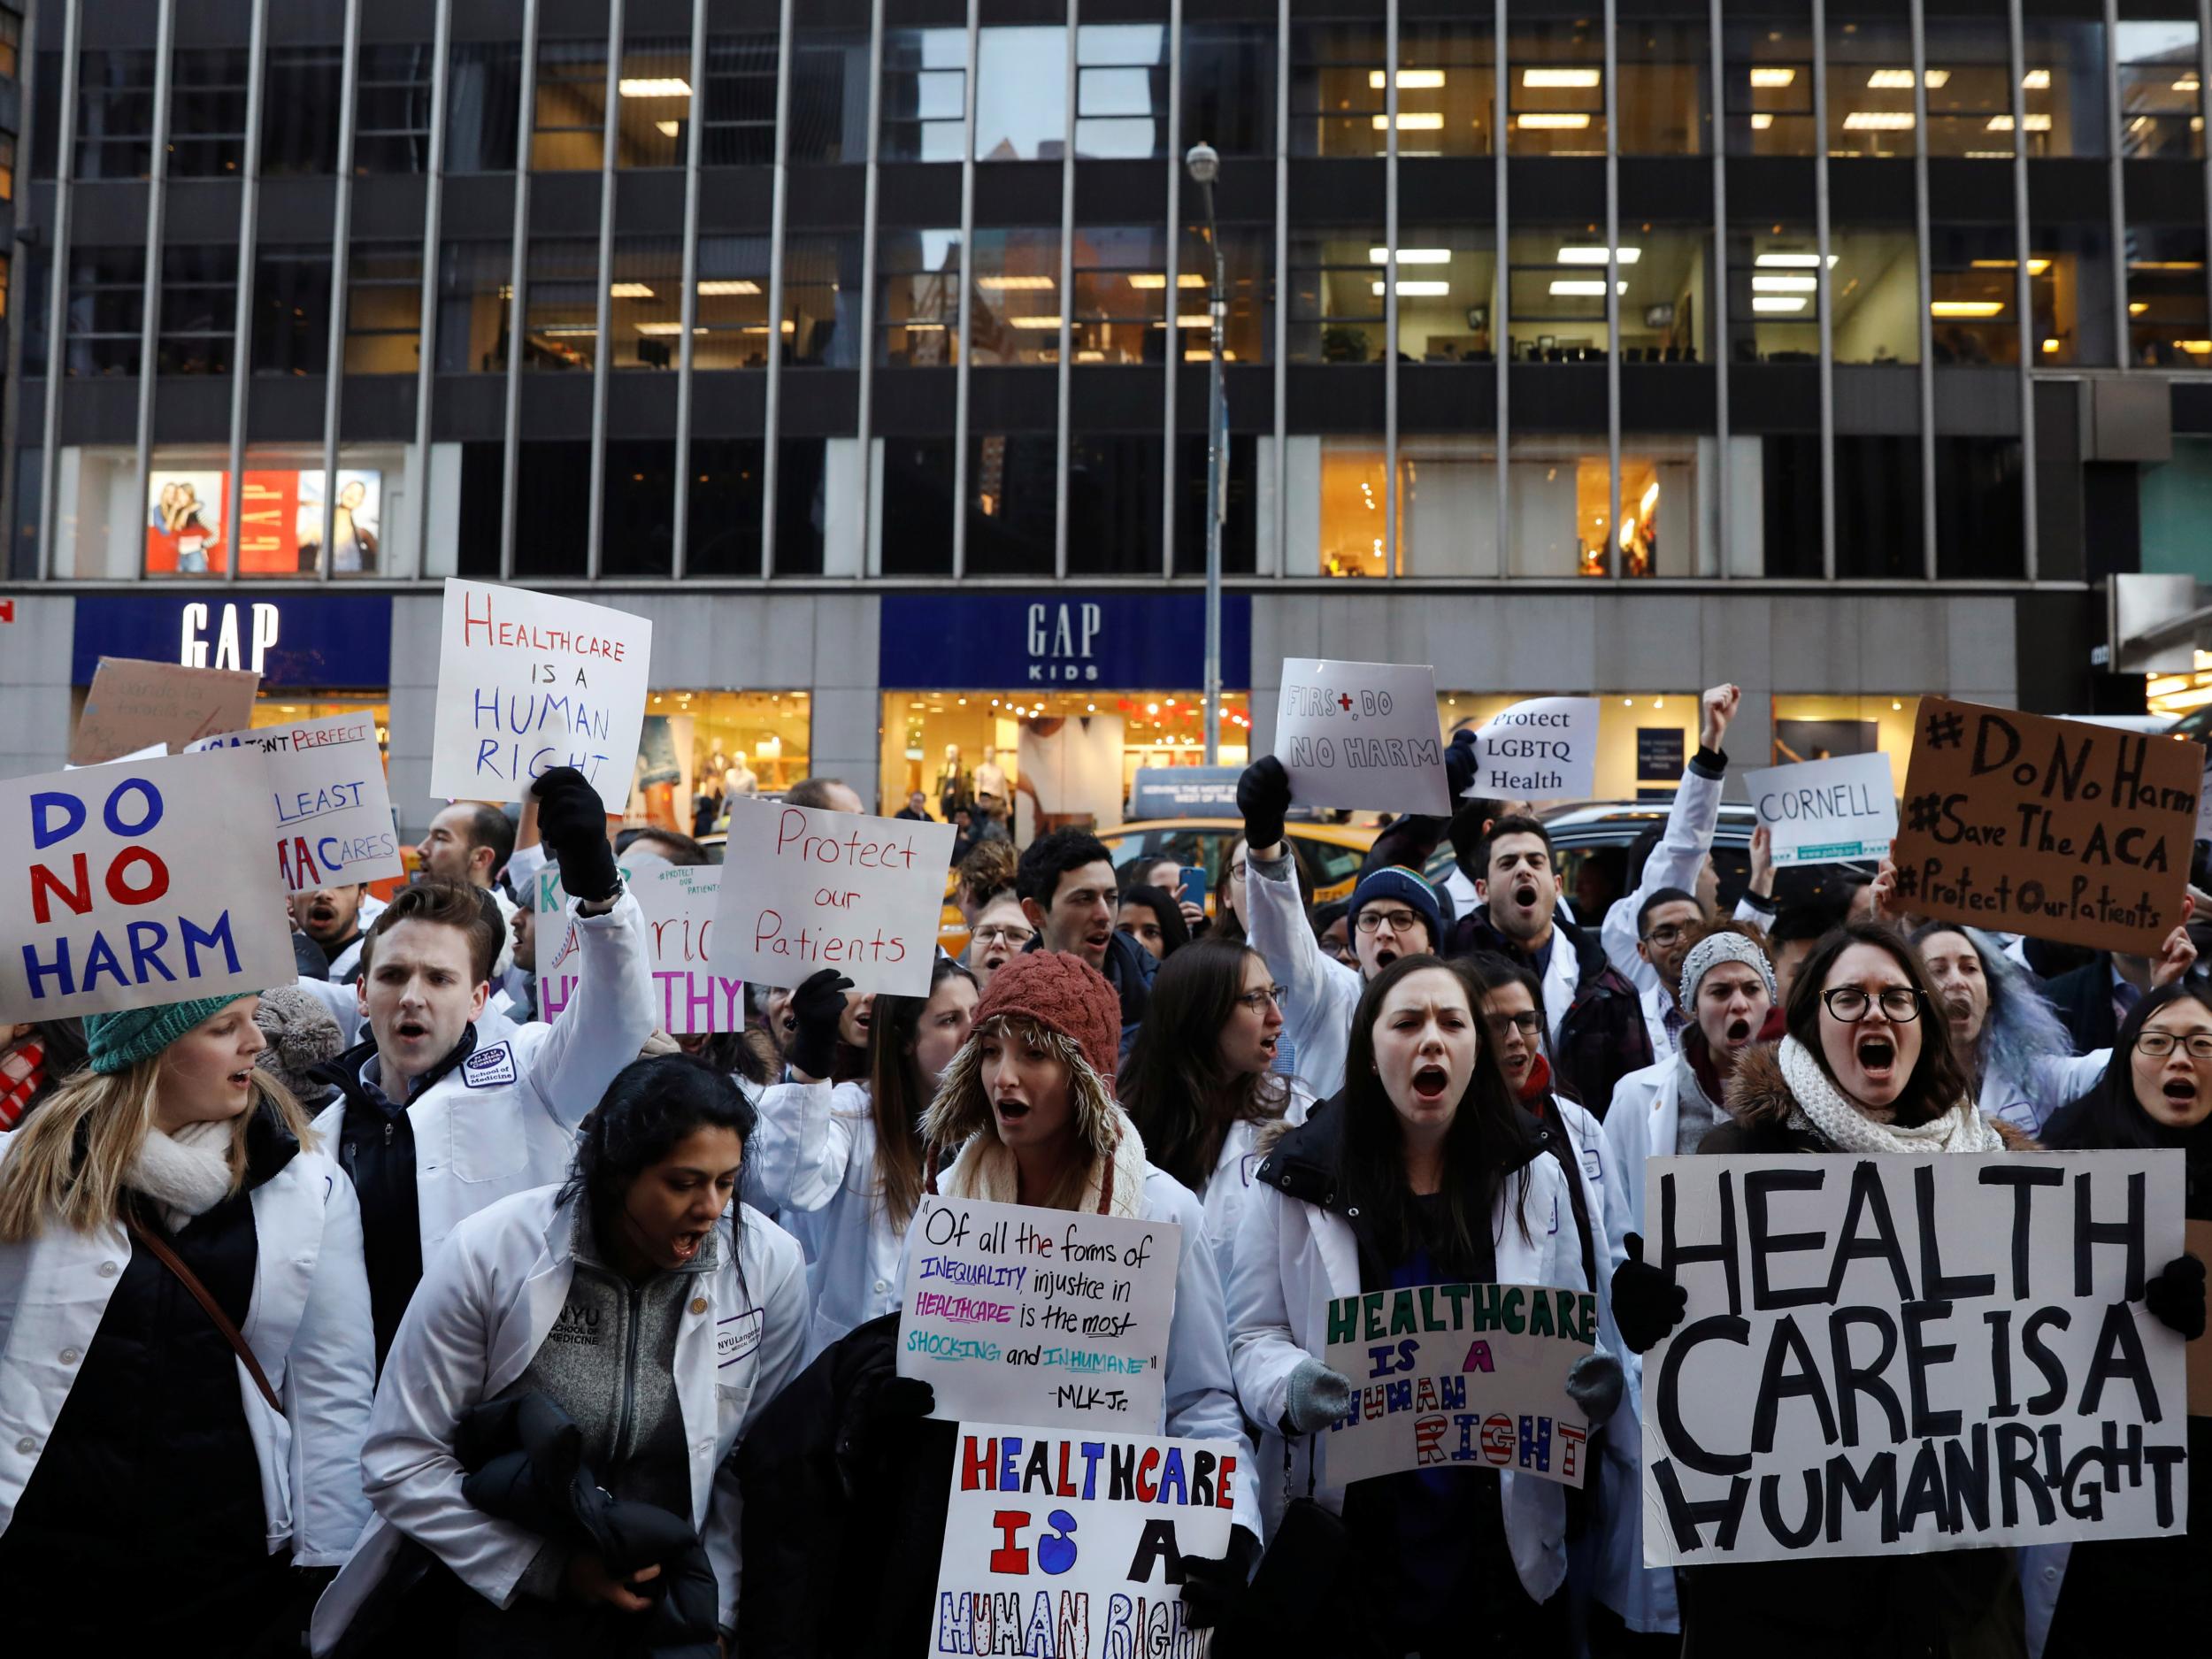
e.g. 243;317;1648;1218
1177;865;1208;910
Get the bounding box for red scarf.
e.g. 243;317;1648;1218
1517;1051;1554;1108
0;1038;45;1131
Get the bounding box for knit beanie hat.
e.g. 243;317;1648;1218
971;950;1123;1091
85;992;257;1075
1347;865;1446;950
1677;929;1778;1012
252;984;346;1104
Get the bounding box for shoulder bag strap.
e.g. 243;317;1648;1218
124;1210;284;1413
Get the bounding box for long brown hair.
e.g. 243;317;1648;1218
1118;940;1287;1191
868;957;977;1231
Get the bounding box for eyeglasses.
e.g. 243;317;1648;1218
971;925;1035;947
1821;987;1924;1023
2135;1030;2212;1060
1355;908;1423;935
1235;985;1289;1011
1642;923;1690;947
1486;1011;1545;1037
1225;863;1248;885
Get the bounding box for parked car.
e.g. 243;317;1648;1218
1095;816;1379;918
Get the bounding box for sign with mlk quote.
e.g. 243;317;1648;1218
1892;697;2200;954
1640;1152;2188;1568
1273;660;1451;813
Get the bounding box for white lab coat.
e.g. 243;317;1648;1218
311;1185;810;1652
1601;756;1728;998
1638;981;1686;1066
1225;1151;1592;1603
1245;847;1362;1098
0;1131;375;1567
1196;1085;1317;1288
1978;1049;2108;1137
310;889;655;1263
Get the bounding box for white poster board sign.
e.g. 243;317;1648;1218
1742;751;1899;866
710;795;955;997
898;1194;1182;1432
1640;1151;2188;1568
0;751;299;1021
931;1425;1237;1659
428;578;652;815
540;863;741;1034
1273;659;1450;814
188;712;403;891
1465;697;1601;802
1319;1282;1595;1488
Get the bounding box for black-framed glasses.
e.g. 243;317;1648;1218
1235;985;1289;1011
971;924;1035;947
2136;1030;2212;1060
1355;908;1422;934
1642;923;1689;947
1821;986;1923;1023
1486;1010;1544;1037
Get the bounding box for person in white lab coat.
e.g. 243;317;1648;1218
0;992;373;1650
311;1053;810;1657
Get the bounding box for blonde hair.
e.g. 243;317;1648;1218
0;1059;318;1243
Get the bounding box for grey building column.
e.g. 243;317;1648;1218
1811;0;1836;580
499;0;543;580
952;2;979;578
133;0;178;581
1604;0;1621;582
2008;0;2039;580
670;0;708;577
35;0;81;581
585;0;626;580
221;0;270;589
1910;0;1937;580
1709;0;1730;578
760;0;797;577
316;0;365;581
1383;0;1399;580
411;0;456;579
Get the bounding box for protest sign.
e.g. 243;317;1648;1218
1318;1282;1595;1489
187;712;403;892
0;751;298;1022
1640;1150;2188;1568
1743;752;1898;867
930;1424;1236;1659
1465;697;1601;802
539;863;741;1034
2196;747;2211;845
1273;660;1450;814
2190;1218;2212;1417
427;578;652;815
710;794;955;998
1892;698;2200;954
71;657;259;766
898;1194;1182;1432
65;742;168;771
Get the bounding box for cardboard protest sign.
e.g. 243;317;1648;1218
1273;660;1450;814
187;712;403;892
898;1195;1182;1432
1743;752;1898;867
2196;747;2211;845
1640;1151;2188;1568
0;751;298;1022
1892;698;2200;954
1465;697;1600;802
2189;1218;2212;1417
71;657;259;766
539;863;742;1034
1319;1282;1595;1489
711;795;956;998
930;1424;1237;1659
428;578;652;815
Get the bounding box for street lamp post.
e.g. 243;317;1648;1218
1187;142;1226;764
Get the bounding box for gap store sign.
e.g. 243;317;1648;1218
879;593;1252;690
71;595;395;687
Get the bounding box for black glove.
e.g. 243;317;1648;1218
835;1366;935;1487
1445;728;1478;802
787;968;854;1079
1179;1525;1262;1632
1237;757;1293;853
1611;1231;1688;1355
2144;1253;2206;1340
531;765;620;903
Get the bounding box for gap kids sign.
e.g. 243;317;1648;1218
879;594;1254;692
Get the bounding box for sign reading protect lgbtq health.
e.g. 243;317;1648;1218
932;1425;1236;1659
712;795;955;998
1892;698;2200;955
71;657;260;766
1743;752;1898;867
1639;1151;2188;1569
1274;660;1450;814
187;713;403;892
428;579;652;815
1320;1282;1595;1489
0;751;297;1021
541;864;742;1034
1467;697;1601;802
898;1194;1182;1432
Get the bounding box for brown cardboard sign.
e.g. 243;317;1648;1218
70;657;260;766
1891;697;2200;955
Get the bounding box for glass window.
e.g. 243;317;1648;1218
17;249;44;376
790;27;869;163
969;229;1063;365
1076;24;1167;160
435;242;513;373
784;233;861;366
1181;23;1275;158
1288;227;1386;362
0;7;19;81
1620;17;1706;155
1927;226;2021;365
695;235;774;369
876;227;962;365
2118;21;2202;159
1834;435;1923;579
703;34;779;165
2021;19;2108;157
355;42;437;173
964;433;1056;574
251;246;332;376
534;39;607;171
1825;16;1916;157
1313;437;1393;579
1401;435;1500;576
447;40;523;172
1724;13;1813;157
158;246;239;376
264;45;345;175
1178;222;1271;364
1619;225;1709;363
1508;225;1617;362
608;237;682;370
881;27;966;163
1067;434;1164;574
2128;227;2210;366
65;249;144;378
524;238;598;371
615;41;691;168
644;692;813;816
879;438;955;572
169;48;252;178
1618;441;1703;577
1757;434;1826;577
1924;18;2021;159
1172;432;1258;577
1289;23;1386;157
76;49;158;180
1071;226;1168;365
976;27;1066;161
2031;222;2118;365
687;438;765;575
1935;438;2024;577
1831;229;1918;364
0;133;17;202
515;441;590;577
1505;437;1609;578
602;441;675;578
1388;225;1498;362
1508;19;1606;156
776;438;829;576
345;244;422;373
1726;225;1821;365
1395;24;1496;157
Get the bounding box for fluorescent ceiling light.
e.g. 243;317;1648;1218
1843;111;1916;130
1370;70;1448;90
1986;113;2053;132
1125;273;1209;288
2131;260;2207;272
978;275;1056;290
1370;248;1453;265
2131;301;2150;315
1930;300;2006;318
609;283;654;298
1970;257;2052;274
1558;246;1641;265
1517;113;1593;130
2176;76;2202;93
1752;274;1818;293
2176;340;2212;352
1866;68;1949;89
1372;112;1446;130
633;323;708;335
1523;68;1601;89
1748;67;1796;88
656;120;680;137
1183;349;1239;361
1007;315;1064;329
1751;296;1807;313
1373;280;1454;296
2023;69;2051;90
696;280;761;296
1755;252;1834;268
1750;113;1775;130
618;78;691;98
1549;278;1625;296
1174;315;1212;328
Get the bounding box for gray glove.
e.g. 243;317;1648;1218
1565;1350;1624;1423
1282;1359;1356;1436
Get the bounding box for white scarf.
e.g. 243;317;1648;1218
939;1109;1151;1219
127;1119;239;1231
1778;1035;2004;1156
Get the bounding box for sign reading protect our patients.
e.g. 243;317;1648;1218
1466;697;1601;802
1273;660;1451;814
188;712;403;892
428;578;653;816
1743;752;1898;866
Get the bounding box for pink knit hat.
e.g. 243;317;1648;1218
970;950;1122;1093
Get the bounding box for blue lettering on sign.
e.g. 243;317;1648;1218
71;595;394;689
879;593;1252;692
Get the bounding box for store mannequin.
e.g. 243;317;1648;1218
938;743;970;820
726;755;759;797
973;745;1008;814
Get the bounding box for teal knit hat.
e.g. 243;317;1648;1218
84;992;257;1075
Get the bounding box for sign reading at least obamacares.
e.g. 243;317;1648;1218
1273;660;1451;814
0;751;298;1022
1466;697;1601;803
186;712;403;893
1891;697;2200;954
1743;752;1899;867
540;864;743;1035
930;1425;1236;1659
427;579;653;816
1639;1151;2188;1568
710;795;955;998
1319;1282;1595;1490
70;657;261;766
898;1194;1182;1432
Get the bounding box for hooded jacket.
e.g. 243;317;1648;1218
1453;910;1653;1123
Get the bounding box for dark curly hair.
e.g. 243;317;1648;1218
558;1054;760;1248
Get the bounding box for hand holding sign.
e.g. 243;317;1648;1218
1273;660;1450;814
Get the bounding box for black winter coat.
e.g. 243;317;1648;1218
1448;911;1652;1121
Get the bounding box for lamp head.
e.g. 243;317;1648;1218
1185;143;1220;186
